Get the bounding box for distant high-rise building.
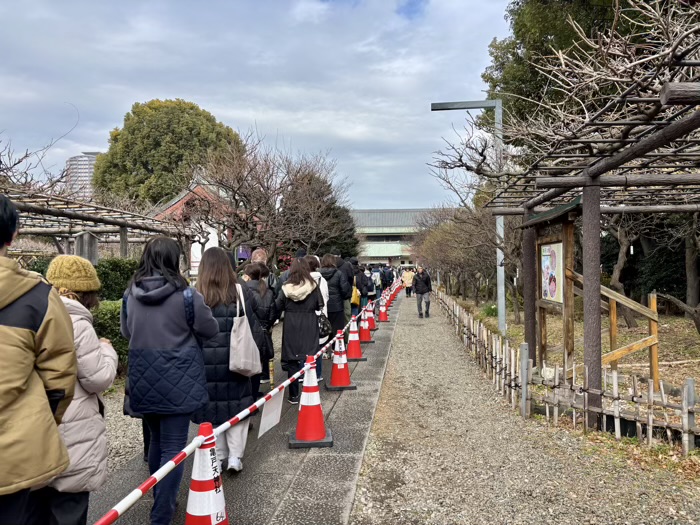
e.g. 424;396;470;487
65;152;100;200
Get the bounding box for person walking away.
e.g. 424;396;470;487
0;196;77;525
244;263;276;387
27;256;118;525
305;255;329;379
319;254;351;351
413;266;433;318
402;267;415;297
121;237;218;525
193;248;257;473
275;258;324;404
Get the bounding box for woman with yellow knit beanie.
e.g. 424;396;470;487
27;255;118;525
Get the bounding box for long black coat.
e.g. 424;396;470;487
245;279;276;360
275;282;323;369
353;267;369;297
192;301;255;426
319;267;351;313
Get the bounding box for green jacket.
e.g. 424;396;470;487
0;257;77;495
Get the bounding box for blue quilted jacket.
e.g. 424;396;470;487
120;276;218;415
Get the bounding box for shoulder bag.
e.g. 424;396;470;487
229;284;262;377
351;276;361;306
314;279;333;340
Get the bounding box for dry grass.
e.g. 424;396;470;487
454;298;699;388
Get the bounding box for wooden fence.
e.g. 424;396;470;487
435;291;699;457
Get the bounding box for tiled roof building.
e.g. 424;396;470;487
351;209;429;265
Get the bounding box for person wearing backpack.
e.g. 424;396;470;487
365;266;376;305
371;265;384;296
305;255;330;379
244;263;277;388
193;247;257;473
121;237;218;525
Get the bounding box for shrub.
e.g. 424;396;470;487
96;258;139;301
481;303;498;317
93;300;129;373
27;256;54;276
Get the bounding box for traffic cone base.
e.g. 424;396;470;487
325;382;357;391
289;428;333;448
289;356;333;449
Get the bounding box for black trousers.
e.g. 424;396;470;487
0;489;30;525
26;487;89;525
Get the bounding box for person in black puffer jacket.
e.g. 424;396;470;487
320;254;351;338
244;263;276;394
192;248;256;474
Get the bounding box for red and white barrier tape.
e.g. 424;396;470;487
92;291;393;525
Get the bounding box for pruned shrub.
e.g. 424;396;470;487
93;300;129;373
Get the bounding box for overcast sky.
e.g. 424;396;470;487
1;0;510;209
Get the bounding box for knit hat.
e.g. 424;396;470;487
46;255;101;292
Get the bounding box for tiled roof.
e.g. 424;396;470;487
350;209;430;229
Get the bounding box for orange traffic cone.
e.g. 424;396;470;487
326;331;356;391
379;298;389;322
289;355;333;448
367;303;378;331
185;423;228;525
359;309;375;344
346;315;367;361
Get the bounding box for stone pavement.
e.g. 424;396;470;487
88;298;401;525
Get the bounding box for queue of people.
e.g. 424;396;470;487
1;192;414;525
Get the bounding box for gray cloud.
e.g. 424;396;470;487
1;0;509;208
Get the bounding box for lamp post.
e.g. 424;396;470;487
431;98;506;335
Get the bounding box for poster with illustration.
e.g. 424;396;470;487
540;243;563;303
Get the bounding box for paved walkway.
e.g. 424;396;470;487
88;300;400;525
350;295;700;525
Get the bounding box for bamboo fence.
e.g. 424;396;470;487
435;291;698;456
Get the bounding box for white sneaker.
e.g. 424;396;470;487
226;457;243;472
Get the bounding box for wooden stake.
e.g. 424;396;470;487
583;366;589;434
659;381;673;444
609;299;618;371
649;293;660;390
633;376;642;441
681;383;690;457
647;379;654;447
686;378;696;453
612;369;621;440
553;364;560;427
511;346;517;410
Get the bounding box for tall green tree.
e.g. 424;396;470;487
482;1;621;126
93;99;241;205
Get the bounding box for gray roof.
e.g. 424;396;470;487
351;209;430;229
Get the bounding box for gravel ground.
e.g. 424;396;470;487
103;379;144;473
350;296;700;525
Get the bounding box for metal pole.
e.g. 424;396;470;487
495;99;506;335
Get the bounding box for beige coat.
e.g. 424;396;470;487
0;257;76;495
50;297;118;493
402;271;415;288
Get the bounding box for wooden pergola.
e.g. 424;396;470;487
485;69;700;413
2;187;189;258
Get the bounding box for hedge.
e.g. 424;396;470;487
27;256;138;302
96;258;139;301
93;300;129;373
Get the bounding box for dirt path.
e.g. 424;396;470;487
350;295;700;525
